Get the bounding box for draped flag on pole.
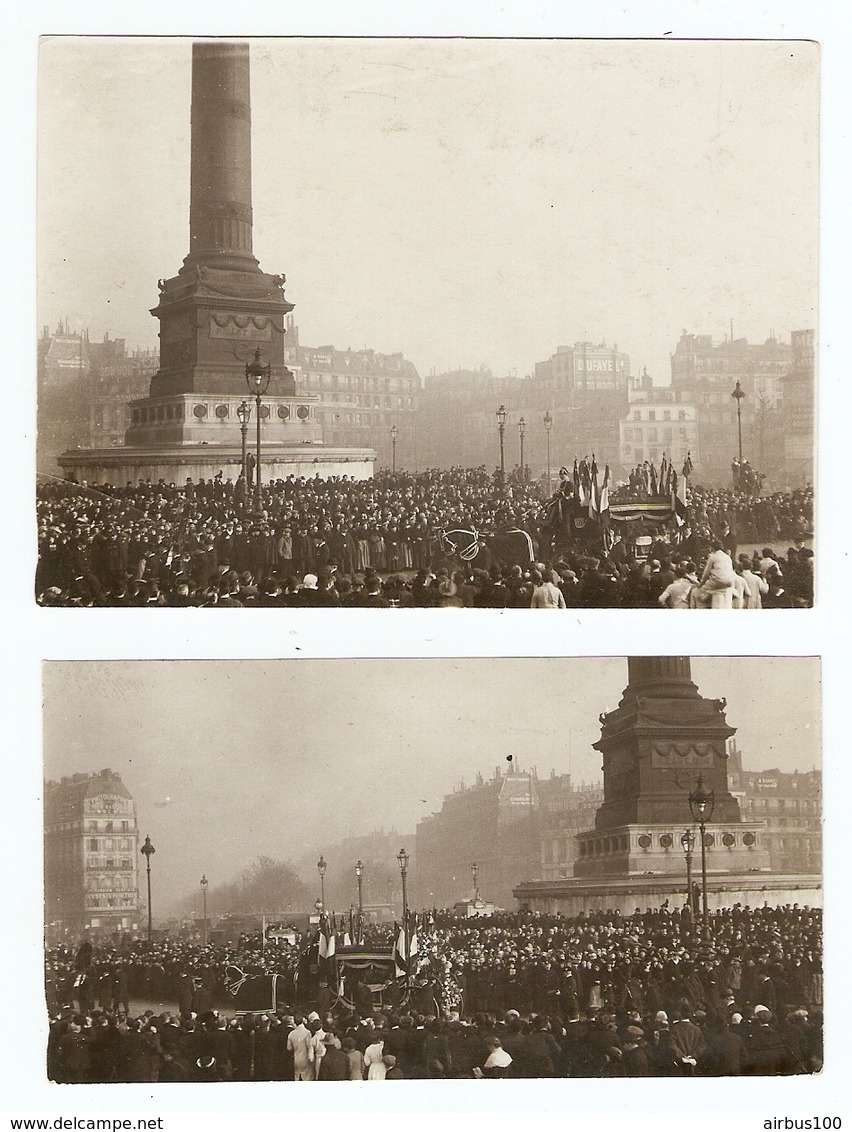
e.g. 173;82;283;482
572;459;581;502
392;912;419;978
318;913;336;961
675;469;689;525
588;458;599;519
659;456;670;498
682;452;694;480
582;459;594;508
598;464;610;520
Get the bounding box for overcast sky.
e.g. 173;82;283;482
38;36;818;384
42;657;820;909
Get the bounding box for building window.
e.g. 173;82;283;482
89;838;98;851
648;411;656;421
633;411;641;421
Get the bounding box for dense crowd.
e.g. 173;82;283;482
46;903;821;1081
36;469;813;608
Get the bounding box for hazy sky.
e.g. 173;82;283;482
42;657;820;909
38;37;818;384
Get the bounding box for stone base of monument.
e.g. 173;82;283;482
57;441;376;486
513;872;822;917
573;821;771;878
58;390;376;484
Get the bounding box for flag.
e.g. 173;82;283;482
588;459;599;519
659;456;670;498
598;465;610;519
392;912;419;978
675;469;689;526
392;921;404;977
318;914;336;961
650;461;658;497
572;459;581;502
682;452;694;479
578;460;591;508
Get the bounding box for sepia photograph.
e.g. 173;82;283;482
42;657;822;1082
35;36;817;609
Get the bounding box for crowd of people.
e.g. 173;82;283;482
46;903;821;1081
35;468;814;608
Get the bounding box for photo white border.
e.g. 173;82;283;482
5;0;851;1125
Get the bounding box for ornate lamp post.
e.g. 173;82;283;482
390;425;398;474
397;847;410;981
200;874;208;945
236;400;251;484
688;777;716;931
731;380;745;464
471;861;479;902
245;347;272;514
518;417;526;481
496;404;508;484
140;835;155;944
317;854;327;911
355;859;364;917
544;411;553;494
355;859;364;942
680;829;695;914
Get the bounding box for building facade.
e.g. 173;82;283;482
669;330;792;485
619;370;699;475
416;341;631;476
781;329;816;488
37;324;158;475
283;317;422;471
44;769;140;940
727;742;821;875
416;767;542;910
532;341;631;462
538;777;603;882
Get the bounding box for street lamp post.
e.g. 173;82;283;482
496;405;508;485
544;411;553;494
390;425;398;474
245;347;272;514
355;859;364;940
680;829;695;914
471;861;479;902
518;417;526;482
140;835;155;944
688;776;716;932
200;874;208;946
731;380;745;464
397;848;410;982
317;855;327;911
236;400;251;484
